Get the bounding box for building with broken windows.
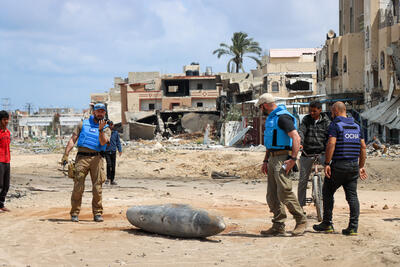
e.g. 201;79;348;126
217;71;264;104
94;64;222;140
261;48;319;98
116;65;220;124
317;0;400;143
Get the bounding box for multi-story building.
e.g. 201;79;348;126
317;0;400;142
262;48;320;98
115;64;221;124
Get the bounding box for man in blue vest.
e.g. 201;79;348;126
313;101;367;235
61;103;111;222
257;93;307;236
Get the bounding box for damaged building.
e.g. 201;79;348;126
262;48;320;98
106;64;222;140
16;109;83;138
317;0;400;143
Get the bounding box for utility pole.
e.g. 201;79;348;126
25;102;34;115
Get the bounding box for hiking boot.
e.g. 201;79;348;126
342;227;358;236
313;222;334;233
94;215;104;222
71;215;79;222
105;179;110;185
292;222;307;236
110;181;117;185
260;224;288;237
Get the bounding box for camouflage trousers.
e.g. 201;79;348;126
70;154;106;216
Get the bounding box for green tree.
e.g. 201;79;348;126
213;32;262;73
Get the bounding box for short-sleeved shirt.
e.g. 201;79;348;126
0;128;11;163
278;114;296;134
73;121;111;153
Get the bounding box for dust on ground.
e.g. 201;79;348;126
1;141;400;266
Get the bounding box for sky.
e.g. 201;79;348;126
0;0;338;111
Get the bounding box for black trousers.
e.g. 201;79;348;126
105;152;116;182
322;160;360;230
0;162;11;208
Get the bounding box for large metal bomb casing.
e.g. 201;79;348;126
126;204;226;238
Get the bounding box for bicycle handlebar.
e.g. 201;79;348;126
301;150;324;158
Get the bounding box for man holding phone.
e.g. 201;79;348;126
61;103;111;222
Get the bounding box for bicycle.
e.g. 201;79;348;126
302;151;324;222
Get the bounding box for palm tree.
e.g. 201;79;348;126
213;32;262;73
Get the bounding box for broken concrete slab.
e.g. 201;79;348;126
128;122;156;140
181;113;219;133
228;126;252;147
125;111;156;123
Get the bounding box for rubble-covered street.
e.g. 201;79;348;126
1;139;400;266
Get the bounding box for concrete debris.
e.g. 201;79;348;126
228;126;252;147
181;113;219;133
11;137;67;154
248;145;266;152
367;144;400;159
211;171;240;179
127;122;156;140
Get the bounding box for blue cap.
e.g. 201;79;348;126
93;103;106;111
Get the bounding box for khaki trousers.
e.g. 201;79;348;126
70;154;106;216
266;154;306;225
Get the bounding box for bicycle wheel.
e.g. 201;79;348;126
312;174;323;222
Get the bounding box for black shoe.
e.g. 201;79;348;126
342;227;358;236
110;181;117;185
105;179;110;185
71;215;79;222
94;215;104;222
313;222;334;233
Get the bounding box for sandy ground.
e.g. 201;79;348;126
1;147;400;266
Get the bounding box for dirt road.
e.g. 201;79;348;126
1;150;400;266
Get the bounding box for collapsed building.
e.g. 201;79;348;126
317;0;400;143
92;64;222;140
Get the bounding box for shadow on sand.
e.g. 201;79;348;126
122;228;221;243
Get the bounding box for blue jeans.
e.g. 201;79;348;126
322;160;360;230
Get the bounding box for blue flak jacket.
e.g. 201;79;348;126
77;115;108;152
264;105;297;150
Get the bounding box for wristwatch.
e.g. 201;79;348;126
324;161;331;166
290;156;297;161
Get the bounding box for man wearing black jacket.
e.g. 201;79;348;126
298;101;331;208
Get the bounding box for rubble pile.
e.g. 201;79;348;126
11;137;66;154
367;144;400;159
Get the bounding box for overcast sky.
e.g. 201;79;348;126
0;0;338;111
